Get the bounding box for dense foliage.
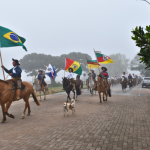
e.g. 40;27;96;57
131;25;150;69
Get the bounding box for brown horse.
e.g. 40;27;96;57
0;79;40;123
97;75;108;104
76;79;83;89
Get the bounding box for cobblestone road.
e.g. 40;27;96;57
0;84;150;150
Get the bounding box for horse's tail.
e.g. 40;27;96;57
76;85;81;95
32;91;41;106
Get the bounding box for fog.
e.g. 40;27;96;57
0;0;149;82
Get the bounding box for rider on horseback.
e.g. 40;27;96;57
38;70;46;90
91;70;97;90
1;58;22;100
128;74;132;79
100;67;109;79
76;74;80;80
66;68;75;90
122;72;127;88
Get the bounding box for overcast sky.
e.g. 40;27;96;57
0;0;149;81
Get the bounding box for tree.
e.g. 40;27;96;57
101;53;130;77
130;55;150;77
131;26;150;69
20;52;92;83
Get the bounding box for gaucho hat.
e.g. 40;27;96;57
12;58;20;65
68;68;73;72
38;70;43;72
101;67;107;71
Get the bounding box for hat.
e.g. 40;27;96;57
123;72;125;74
68;68;73;72
38;70;43;72
12;58;20;65
90;69;94;72
101;67;107;71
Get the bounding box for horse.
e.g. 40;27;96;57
76;78;83;90
120;77;127;92
0;79;40;123
111;79;114;87
88;73;97;95
128;79;133;90
86;79;89;90
97;75;110;103
62;77;81;102
32;76;49;101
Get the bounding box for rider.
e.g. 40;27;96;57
91;70;97;90
76;74;80;80
100;67;109;79
38;70;46;90
1;58;22;100
66;68;75;90
122;72;127;78
128;74;132;80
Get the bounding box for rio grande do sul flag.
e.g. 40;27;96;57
65;58;82;75
87;59;101;69
0;26;27;51
95;51;114;64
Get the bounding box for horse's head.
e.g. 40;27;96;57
97;75;102;83
62;77;69;90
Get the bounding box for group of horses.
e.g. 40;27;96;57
120;77;142;92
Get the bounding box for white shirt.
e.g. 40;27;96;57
122;74;127;78
132;75;135;78
13;66;17;73
67;72;74;79
87;75;89;79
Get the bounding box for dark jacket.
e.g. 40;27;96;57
100;71;109;79
76;75;80;79
38;74;46;84
4;66;22;77
128;75;132;79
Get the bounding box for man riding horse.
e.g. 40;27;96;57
121;72;127;88
38;70;46;90
1;58;22;100
100;67;109;79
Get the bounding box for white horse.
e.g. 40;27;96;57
32;76;49;101
88;73;97;95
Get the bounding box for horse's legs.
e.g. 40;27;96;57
44;90;46;100
5;101;14;119
103;92;105;101
22;95;30;119
72;90;75;100
99;92;101;104
1;103;6;123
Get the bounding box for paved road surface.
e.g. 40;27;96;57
0;84;150;150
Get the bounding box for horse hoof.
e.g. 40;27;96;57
1;120;5;123
21;116;25;119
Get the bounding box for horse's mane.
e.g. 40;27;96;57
0;79;9;84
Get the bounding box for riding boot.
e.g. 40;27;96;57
41;84;44;90
16;89;21;100
72;84;75;90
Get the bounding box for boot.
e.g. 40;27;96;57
16;89;21;100
72;84;75;90
41;84;44;90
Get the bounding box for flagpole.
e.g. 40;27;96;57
86;57;90;73
93;48;101;74
64;55;66;77
0;43;5;80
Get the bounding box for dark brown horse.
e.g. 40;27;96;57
0;79;40;123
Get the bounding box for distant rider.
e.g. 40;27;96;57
66;68;75;90
38;70;46;90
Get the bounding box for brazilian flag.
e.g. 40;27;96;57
0;26;27;51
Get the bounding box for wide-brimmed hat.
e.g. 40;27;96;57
38;70;43;72
101;67;107;71
68;68;73;72
90;69;94;72
12;58;20;65
123;72;125;74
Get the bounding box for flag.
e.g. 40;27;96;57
87;59;101;69
95;51;114;64
65;58;82;75
0;26;27;51
45;64;57;79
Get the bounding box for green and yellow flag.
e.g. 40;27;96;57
0;26;27;51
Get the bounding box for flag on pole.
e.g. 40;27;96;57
87;59;101;69
0;26;27;51
95;51;114;64
65;58;82;75
45;64;57;79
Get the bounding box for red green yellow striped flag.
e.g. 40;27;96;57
95;51;114;64
87;59;101;69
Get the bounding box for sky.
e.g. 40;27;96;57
0;0;149;81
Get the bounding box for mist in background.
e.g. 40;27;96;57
0;0;149;82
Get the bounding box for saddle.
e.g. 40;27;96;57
9;79;26;91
